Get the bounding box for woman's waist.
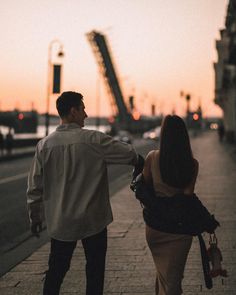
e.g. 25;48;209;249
153;184;183;197
142;205;206;236
146;224;193;241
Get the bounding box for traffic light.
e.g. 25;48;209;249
186;111;202;130
15;111;38;133
18;113;24;120
129;96;134;111
192;113;199;121
186;94;191;101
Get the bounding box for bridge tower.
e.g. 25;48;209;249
86;30;132;127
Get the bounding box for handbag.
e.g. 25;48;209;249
207;233;228;278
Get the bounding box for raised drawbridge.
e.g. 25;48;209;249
86;30;160;133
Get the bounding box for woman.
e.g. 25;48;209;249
143;115;199;295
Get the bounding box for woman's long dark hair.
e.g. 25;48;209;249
159;115;195;189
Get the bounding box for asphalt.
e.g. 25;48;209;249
0;130;236;294
0;146;35;162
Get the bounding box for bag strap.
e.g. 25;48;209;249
209;233;217;245
198;234;213;289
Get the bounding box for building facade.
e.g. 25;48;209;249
214;0;236;142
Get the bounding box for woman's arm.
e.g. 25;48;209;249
142;151;154;185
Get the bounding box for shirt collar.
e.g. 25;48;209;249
56;123;81;131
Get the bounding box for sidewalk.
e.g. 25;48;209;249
0;131;236;294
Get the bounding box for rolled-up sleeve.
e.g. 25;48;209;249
26;144;43;224
99;133;138;165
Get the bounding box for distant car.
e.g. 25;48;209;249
143;126;161;140
114;130;133;144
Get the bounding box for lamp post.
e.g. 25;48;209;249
96;71;101;130
45;39;64;136
185;94;191;115
180;90;191;117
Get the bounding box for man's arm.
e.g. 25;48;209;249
26;144;43;237
98;132;140;166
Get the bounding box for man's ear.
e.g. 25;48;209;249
70;107;78;117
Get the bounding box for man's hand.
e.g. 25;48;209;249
31;221;42;238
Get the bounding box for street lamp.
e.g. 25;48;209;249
45;39;65;136
180;90;191;116
96;71;101;130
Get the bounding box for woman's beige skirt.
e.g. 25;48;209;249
146;225;192;295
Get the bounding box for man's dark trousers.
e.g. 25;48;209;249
43;228;107;295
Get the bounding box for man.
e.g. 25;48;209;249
27;91;143;295
5;129;13;156
217;120;225;142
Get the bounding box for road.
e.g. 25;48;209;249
0;138;157;276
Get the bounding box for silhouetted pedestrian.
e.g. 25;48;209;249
0;130;4;156
5;129;13;155
27;91;144;295
142;115;198;294
131;115;219;294
218;121;225;142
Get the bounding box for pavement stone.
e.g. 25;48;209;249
0;131;236;294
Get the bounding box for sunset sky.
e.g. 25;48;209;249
0;0;228;117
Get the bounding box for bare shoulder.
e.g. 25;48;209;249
146;149;159;161
146;150;154;158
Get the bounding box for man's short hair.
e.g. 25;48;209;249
56;91;83;118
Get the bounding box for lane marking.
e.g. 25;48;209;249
0;172;28;185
